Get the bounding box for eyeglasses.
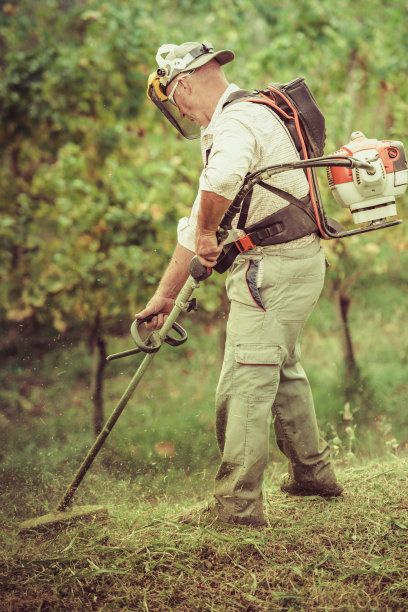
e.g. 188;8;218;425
167;69;195;106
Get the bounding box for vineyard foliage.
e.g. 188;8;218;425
0;0;407;341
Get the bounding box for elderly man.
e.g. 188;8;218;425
139;41;343;527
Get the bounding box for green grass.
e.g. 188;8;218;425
0;278;407;609
0;457;407;611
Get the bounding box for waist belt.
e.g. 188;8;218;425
214;202;318;273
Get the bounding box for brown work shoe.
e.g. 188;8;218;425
177;501;220;527
177;501;266;527
225;513;266;527
280;477;344;498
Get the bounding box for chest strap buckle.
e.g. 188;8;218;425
235;234;256;253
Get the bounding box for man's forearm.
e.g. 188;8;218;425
155;242;195;299
197;190;232;233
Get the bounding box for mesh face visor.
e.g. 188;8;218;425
147;73;201;140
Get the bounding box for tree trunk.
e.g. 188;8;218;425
338;291;356;378
89;312;107;436
333;288;360;402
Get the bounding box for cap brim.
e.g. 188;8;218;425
213;49;235;65
187;49;235;71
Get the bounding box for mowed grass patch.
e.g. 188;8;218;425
1;457;407;611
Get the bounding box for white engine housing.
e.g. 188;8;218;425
328;133;407;224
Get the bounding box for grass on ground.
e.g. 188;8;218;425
1;278;407;610
0;457;407;611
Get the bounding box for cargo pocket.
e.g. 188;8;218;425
233;344;281;400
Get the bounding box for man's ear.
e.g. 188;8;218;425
182;78;193;96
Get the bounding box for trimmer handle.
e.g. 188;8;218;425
131;316;188;353
131;317;162;353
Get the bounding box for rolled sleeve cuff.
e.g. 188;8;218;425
199;171;242;201
177;216;196;252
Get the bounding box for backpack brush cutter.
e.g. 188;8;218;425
19;79;406;533
210;78;406;272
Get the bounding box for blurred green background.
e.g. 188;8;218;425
1;0;407;509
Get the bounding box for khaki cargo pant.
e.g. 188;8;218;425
214;239;337;524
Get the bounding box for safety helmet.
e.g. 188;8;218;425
147;41;234;139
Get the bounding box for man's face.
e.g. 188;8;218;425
166;72;207;128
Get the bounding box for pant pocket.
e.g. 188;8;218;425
233;344;281;400
217;345;281;466
226;257;267;310
245;259;265;311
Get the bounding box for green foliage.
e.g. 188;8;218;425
0;0;202;336
1;0;407;338
0;1;407;452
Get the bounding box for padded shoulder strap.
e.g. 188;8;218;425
221;89;319;233
222;90;253;109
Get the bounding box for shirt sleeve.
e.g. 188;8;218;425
177;104;261;249
199;111;259;200
177;188;201;252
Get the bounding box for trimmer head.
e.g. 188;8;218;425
18;505;108;534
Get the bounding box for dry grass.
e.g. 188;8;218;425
1;456;407;611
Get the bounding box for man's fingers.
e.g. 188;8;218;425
144;315;157;330
197;255;217;267
134;309;160;329
145;313;168;330
134;309;151;320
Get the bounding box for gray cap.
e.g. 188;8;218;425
155;41;234;86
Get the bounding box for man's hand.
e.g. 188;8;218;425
196;191;231;267
135;243;194;330
135;295;174;330
195;229;224;267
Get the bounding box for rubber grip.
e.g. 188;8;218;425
136;314;155;324
216;228;229;242
189;256;213;281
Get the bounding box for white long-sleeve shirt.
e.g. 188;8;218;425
177;83;317;251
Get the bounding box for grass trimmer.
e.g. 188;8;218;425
18;257;212;534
